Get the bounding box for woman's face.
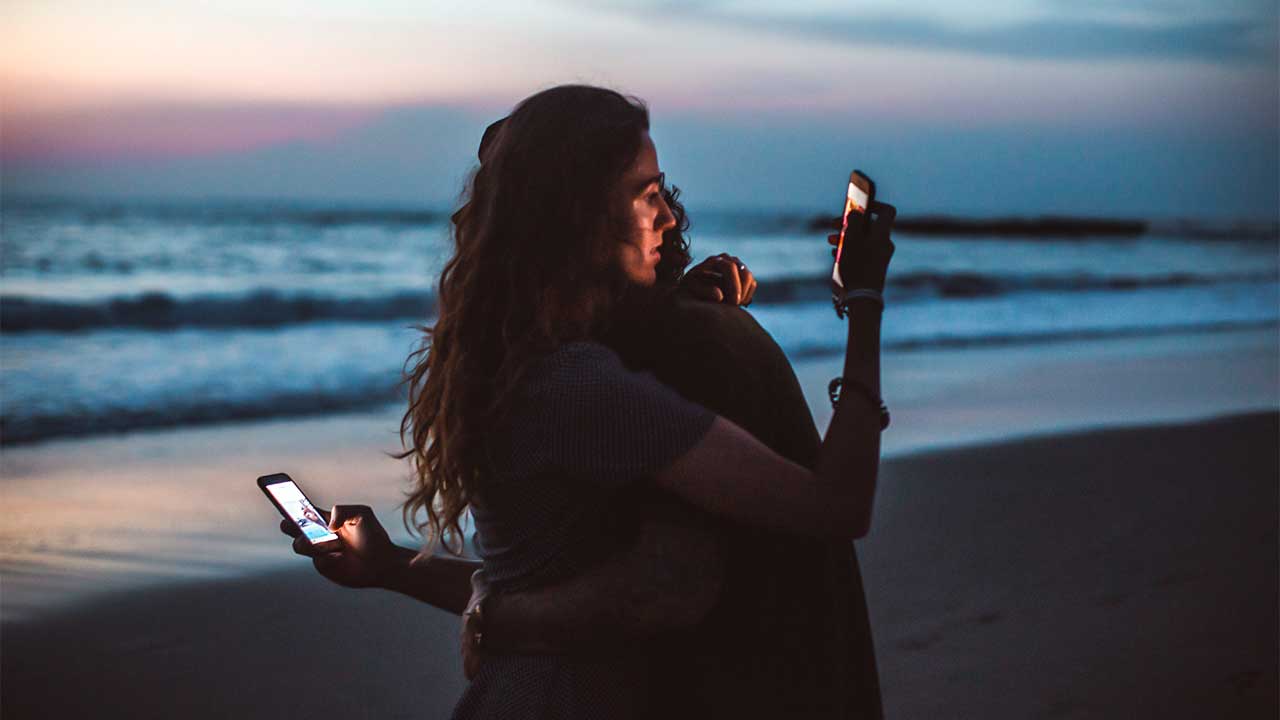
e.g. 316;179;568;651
615;131;677;287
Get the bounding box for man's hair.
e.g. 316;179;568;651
399;85;692;553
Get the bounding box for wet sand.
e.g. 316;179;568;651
3;326;1274;624
3;411;1275;719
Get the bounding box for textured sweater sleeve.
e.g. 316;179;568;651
517;341;717;488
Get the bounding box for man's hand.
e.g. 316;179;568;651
681;254;757;306
280;504;402;589
461;569;490;680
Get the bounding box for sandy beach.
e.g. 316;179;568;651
3;410;1275;719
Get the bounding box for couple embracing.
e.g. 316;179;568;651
282;84;896;719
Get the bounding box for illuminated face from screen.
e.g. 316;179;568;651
616;132;677;287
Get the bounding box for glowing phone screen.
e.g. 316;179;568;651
832;181;871;288
265;480;339;544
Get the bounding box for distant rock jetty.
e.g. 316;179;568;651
808;214;1148;237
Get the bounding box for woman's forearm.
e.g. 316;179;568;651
374;512;724;637
380;545;479;615
484;512;724;654
814;300;883;537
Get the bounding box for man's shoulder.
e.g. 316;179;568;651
662;296;784;357
644;297;796;393
648;297;820;462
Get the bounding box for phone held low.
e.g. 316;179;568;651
257;472;342;553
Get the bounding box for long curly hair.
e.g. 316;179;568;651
399;85;692;555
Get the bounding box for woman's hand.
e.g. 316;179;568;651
680;254;757;306
279;504;402;589
829;201;896;293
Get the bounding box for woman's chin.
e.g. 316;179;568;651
621;263;658;287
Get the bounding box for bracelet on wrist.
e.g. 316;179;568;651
828;377;890;430
832;287;885;318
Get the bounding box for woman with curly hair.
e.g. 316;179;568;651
286;84;895;718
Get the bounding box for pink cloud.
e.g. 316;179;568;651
3;102;383;166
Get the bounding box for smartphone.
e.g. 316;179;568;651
831;170;876;298
257;473;341;551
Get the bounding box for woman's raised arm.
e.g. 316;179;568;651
654;203;894;539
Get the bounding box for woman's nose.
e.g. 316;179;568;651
656;197;677;232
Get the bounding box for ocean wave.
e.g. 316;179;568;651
789;320;1279;357
0;386;400;445
0;290;436;332
747;270;1278;304
5;271;1274;332
3;318;1273;446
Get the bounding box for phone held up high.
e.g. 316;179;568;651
257;473;341;552
831;169;876;304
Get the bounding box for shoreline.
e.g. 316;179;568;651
1;326;1276;623
3;325;1273;451
805;325;1278;455
3;410;1276;719
3;323;1274;450
2;407;1275;623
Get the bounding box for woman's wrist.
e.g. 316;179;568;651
845;299;884;336
842;299;882;377
377;545;419;591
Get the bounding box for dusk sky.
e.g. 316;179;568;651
4;0;1277;218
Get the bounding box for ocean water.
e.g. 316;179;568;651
2;198;1279;621
2;198;1277;445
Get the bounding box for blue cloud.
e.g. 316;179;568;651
582;2;1278;63
778;15;1278;62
